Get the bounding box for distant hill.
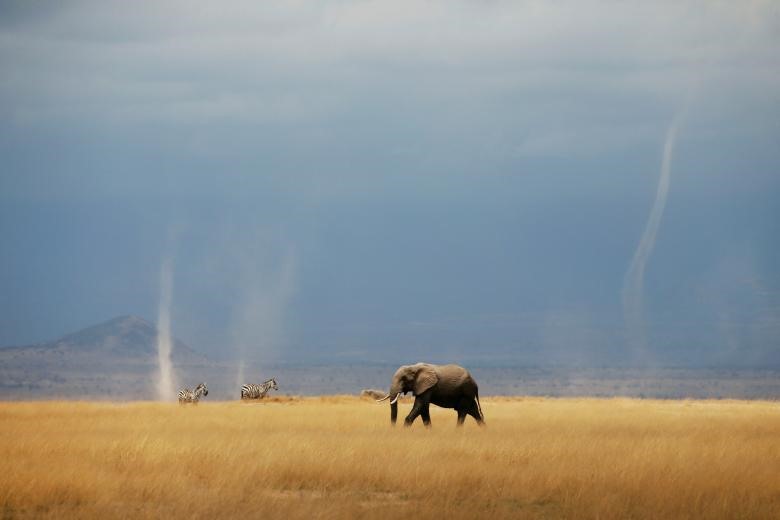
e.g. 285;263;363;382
0;315;211;399
1;315;207;364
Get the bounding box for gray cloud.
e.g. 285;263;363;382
3;2;777;131
1;1;778;366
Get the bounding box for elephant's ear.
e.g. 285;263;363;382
414;365;438;395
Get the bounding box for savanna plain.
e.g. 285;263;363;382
2;397;779;519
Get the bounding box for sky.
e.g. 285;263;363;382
1;1;779;367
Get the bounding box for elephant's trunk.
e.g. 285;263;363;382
388;380;402;425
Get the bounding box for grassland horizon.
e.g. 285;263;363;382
2;396;779;519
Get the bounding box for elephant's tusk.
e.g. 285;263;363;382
375;394;390;403
390;393;401;405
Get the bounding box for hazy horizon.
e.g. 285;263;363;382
1;1;778;368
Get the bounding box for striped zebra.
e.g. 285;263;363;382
178;383;208;404
241;378;278;400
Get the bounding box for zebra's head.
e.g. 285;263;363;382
270;378;278;390
196;383;208;397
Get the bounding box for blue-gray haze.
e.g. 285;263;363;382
1;1;778;367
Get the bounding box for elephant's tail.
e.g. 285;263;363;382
476;390;485;424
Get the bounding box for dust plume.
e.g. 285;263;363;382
156;255;177;401
232;249;297;389
622;110;686;358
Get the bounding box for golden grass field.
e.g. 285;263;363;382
1;396;779;519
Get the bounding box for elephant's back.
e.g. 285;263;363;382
434;364;478;395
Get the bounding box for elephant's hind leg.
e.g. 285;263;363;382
456;397;474;426
466;400;484;425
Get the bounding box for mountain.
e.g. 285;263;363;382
0;315;210;399
1;315;207;363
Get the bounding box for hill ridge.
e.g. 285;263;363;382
0;315;208;363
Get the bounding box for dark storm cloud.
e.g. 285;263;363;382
1;1;779;366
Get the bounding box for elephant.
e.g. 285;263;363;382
360;389;387;400
377;363;484;427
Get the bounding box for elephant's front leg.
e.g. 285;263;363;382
420;404;432;427
404;395;429;427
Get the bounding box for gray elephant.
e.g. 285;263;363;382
360;388;387;400
377;363;484;427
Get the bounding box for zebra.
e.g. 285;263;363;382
241;378;278;400
178;383;208;404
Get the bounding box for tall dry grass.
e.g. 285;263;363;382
1;397;779;519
